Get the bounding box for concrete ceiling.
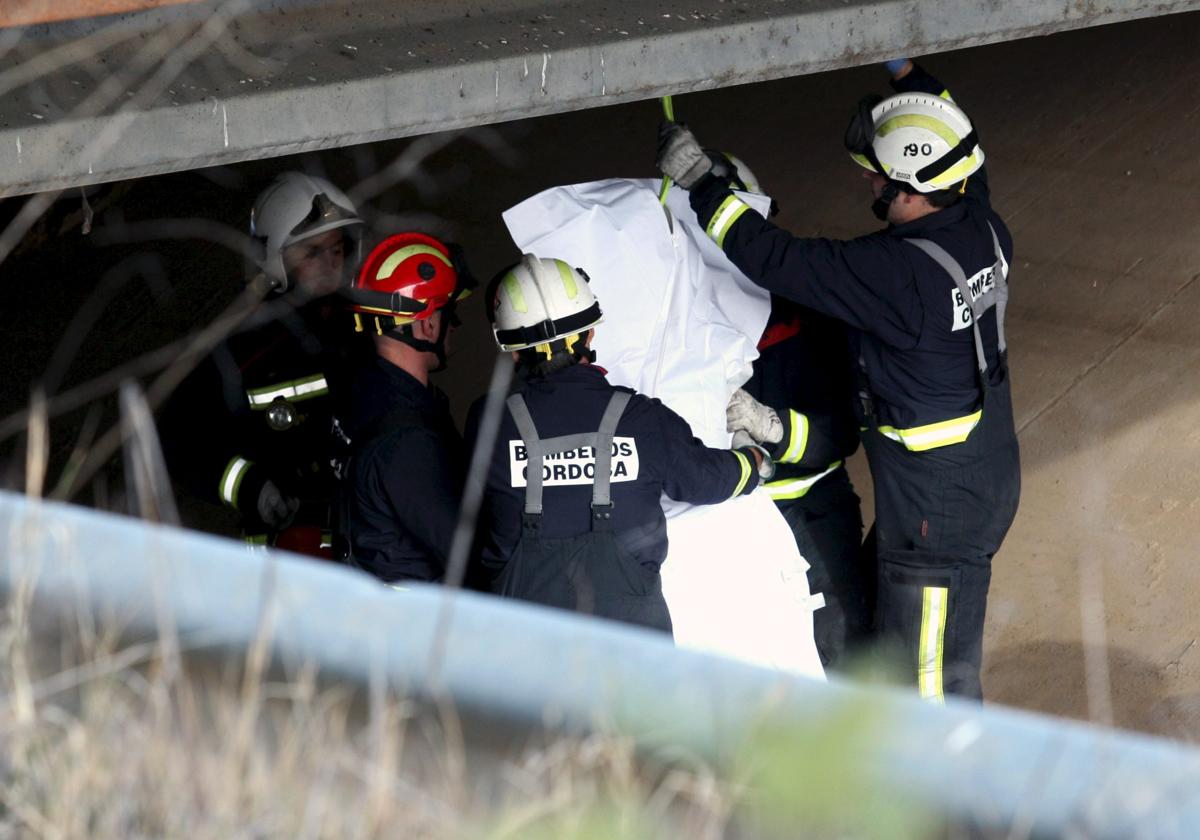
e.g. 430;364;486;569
1;0;1199;198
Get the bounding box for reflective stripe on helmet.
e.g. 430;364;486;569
707;195;752;248
375;244;452;279
246;374;329;408
763;460;842;501
556;260;579;300
219;456;253;507
877;113;960;147
878;409;982;451
501;270;528;314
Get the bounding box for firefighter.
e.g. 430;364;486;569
331;232;473;584
657;59;1020;700
466;254;771;634
161;171;368;556
714;154;868;671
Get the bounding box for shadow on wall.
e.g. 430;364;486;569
985;640;1200;743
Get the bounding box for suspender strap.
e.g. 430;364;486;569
506;394;548;516
505;390;632;521
986;222;1010;358
904;224;1009;384
905;237;990;382
591;391;631;509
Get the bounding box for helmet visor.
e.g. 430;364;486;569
283;193;362;248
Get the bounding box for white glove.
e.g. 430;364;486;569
726;388;783;445
656;122;713;189
732;431;776;481
257;479;299;528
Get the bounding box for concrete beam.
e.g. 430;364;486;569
1;0;1198;197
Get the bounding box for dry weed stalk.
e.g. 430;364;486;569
0;604;745;840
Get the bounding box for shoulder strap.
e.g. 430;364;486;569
505;390;631;521
506;393;546;516
986;222;1009;357
590;391;632;510
904;236;1002;382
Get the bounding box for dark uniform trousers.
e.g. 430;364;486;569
864;370;1020;700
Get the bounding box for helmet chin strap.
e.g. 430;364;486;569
383;303;456;373
872;180;901;222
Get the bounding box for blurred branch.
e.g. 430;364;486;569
89;216;257;263
0;0;251;267
118;379;179;524
48;402;103;501
0;334;190;444
347;132;463;206
23;388;48;498
0;23;146;99
50;282;275;502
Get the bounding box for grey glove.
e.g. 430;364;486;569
727;388;783;446
656;122;713;189
733;431;776;481
257;479;299;528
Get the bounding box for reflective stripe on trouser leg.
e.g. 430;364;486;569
918;585;949;703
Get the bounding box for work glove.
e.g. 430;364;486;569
733;431;776;481
726;388;784;446
656;121;713;190
256;479;300;529
884;58;912;77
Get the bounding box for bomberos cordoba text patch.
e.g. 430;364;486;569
509;438;640;487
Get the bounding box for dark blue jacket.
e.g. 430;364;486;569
333;357;464;583
690;66;1015;440
465;363;760;574
743;299;860;506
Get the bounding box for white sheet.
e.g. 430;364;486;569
503;179;825;679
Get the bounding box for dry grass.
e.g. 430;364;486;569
0;580;932;840
0;599;744;840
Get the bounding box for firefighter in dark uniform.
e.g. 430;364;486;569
466;254;771;634
658;59;1020;700
331;232;473;584
161;172;369;556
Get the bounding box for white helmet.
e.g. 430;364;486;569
488;254;603;352
249;172;364;291
846;92;984;193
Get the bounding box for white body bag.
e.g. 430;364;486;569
503;179;825;679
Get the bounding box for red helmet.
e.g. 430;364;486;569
347;233;470;332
